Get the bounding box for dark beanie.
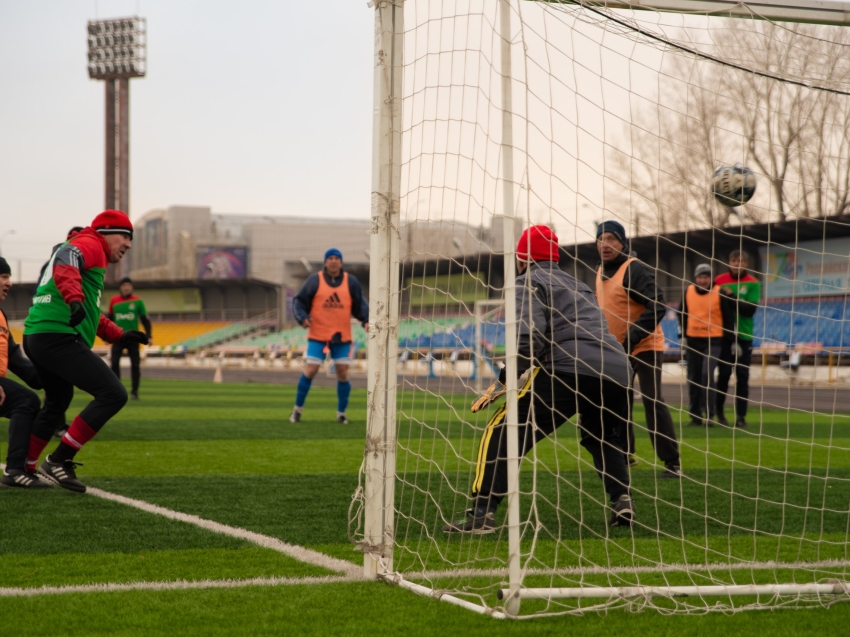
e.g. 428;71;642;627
0;257;10;276
119;277;133;286
596;220;628;248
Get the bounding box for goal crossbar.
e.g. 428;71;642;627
562;0;850;27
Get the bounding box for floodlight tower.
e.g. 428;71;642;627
87;16;146;279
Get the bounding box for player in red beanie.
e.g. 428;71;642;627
22;210;148;492
445;224;636;533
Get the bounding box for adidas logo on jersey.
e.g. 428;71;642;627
322;292;345;309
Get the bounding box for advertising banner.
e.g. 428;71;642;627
197;246;248;280
760;237;850;299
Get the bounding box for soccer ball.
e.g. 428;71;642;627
711;163;756;208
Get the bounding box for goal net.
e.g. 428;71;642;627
352;0;850;617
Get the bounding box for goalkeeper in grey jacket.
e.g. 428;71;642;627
443;225;635;534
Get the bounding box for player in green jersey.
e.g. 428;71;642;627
23;210;149;492
108;277;152;400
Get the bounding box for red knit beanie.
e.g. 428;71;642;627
91;210;133;238
516;225;559;262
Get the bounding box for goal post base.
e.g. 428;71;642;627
386;574;507;619
498;581;850;601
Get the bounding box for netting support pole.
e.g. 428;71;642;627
363;0;403;581
499;0;522;617
474;301;483;394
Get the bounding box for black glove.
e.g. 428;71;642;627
68;301;86;327
120;330;150;346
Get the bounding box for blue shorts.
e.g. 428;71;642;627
305;339;353;365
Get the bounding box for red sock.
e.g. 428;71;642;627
27;435;50;466
62;416;98;450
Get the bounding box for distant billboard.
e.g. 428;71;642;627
408;273;489;307
759;237;850;298
197;246;248;280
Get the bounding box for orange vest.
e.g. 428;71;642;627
0;311;9;378
595;258;665;355
685;284;723;338
308;272;353;343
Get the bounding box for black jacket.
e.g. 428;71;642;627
598;253;666;354
292;269;369;326
1;309;42;389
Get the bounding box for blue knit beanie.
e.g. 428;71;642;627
324;248;343;262
596;220;628;248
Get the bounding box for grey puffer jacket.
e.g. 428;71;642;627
514;263;631;386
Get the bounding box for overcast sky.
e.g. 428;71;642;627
0;0;374;280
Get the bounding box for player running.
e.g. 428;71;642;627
290;248;368;424
0;257;50;489
22;210;149;493
108;277;152;400
714;250;760;428
595;220;681;479
443;225;635;534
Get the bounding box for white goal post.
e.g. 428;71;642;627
357;0;850;618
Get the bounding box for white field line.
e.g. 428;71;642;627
84;486;362;578
0;575;360;598
411;558;850;581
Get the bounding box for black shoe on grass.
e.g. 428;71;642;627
1;469;52;489
336;412;350;424
716;414;730;427
289;408;302;424
608;494;635;527
659;463;681;479
441;509;496;534
131;392;139;401
735;418;748;429
38;456;86;493
686;418;704;427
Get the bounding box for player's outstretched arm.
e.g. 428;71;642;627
97;314;124;344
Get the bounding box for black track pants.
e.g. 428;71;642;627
0;377;41;471
625;350;680;464
472;369;631;507
716;337;753;419
111;341;140;394
24;333;128;441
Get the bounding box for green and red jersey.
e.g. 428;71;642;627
108;295;147;332
24;228;124;347
714;271;761;341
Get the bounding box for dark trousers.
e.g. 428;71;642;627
0;377;41;471
716;337;753;419
686;338;721;420
24;333;128;442
111;341;141;394
473;369;631;507
626;350;680;464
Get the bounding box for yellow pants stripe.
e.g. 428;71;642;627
471;368;539;494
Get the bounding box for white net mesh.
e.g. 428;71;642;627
352;0;850;617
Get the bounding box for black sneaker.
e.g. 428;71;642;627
0;469;52;489
686;418;704;427
716;413;730;427
608;494;635;527
735;418;748;429
441;509;496;534
659;463;681;479
336;413;350;424
289;408;302;424
131;392;139;401
38;456;86;493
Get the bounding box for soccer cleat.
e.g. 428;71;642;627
0;469;52;489
336;412;350;424
735;417;748;429
608;494;635;527
441;509;496;534
37;456;86;493
628;455;639;467
659;463;681;479
289;408;302;424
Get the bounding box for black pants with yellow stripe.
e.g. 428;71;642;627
472;368;631;507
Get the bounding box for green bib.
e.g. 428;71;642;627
111;298;146;331
24;244;105;347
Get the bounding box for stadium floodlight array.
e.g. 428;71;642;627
87;17;146;79
352;0;850;619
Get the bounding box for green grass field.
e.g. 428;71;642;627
2;377;850;635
